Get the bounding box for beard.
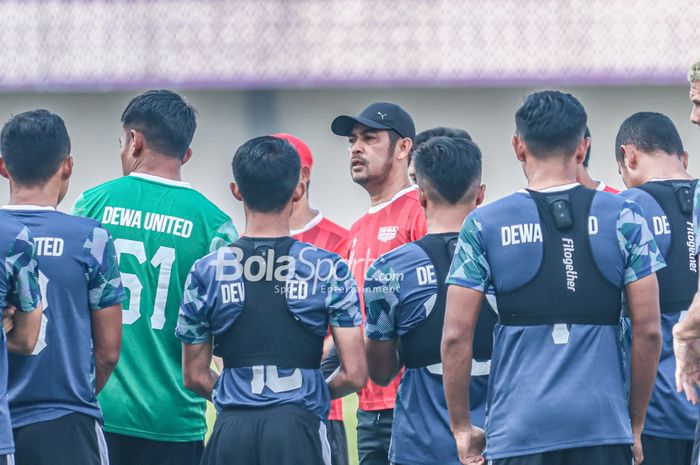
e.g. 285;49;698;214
351;169;370;185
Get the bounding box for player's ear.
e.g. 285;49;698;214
0;157;9;180
130;130;144;158
230;182;243;202
680;150;689;169
575;137;589;164
512;136;526;163
62;156;74;180
475;184;486;207
396;138;413;161
300;166;311;185
291;181;305;203
181;148;193;166
619;145;636;170
418;186;427;209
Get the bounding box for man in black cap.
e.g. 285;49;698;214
331;103;427;465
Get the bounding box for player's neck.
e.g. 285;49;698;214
242;209;291;238
8;182;61;208
131;153;183;181
290;196;317;231
365;171;411;207
640;163;693;182
576;168;600;190
525;159;578;191
426;204;472;234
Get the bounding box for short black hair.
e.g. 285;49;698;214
413;136;482;204
231;136;300;213
414;127;472;148
615;112;684;163
583;126;591;167
1;109;71;186
121;89;196;159
515;90;587;158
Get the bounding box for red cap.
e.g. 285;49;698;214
272;133;314;170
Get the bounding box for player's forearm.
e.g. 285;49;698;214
94;349;120;394
6;335;37;355
367;356;401;387
366;339;401;386
183;368;219;402
674;292;700;340
182;341;218;401
328;359;368;399
329;326;368;398
629;323;661;436
328;368;365;399
91;305;123;394
442;332;473;433
7;305;43;355
6;330;37;355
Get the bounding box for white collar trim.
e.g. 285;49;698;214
1;205;56;211
129;172;192;188
595;181;607;191
367;185;418;214
519;182;580;194
290;210;323;235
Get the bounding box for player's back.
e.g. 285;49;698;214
3;207;124;428
365;236;497;465
73;173;238;441
177;237;361;418
620;180;699;440
448;184;664;459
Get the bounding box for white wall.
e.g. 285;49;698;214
0;86;697;230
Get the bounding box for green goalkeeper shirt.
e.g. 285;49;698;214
73;172;238;441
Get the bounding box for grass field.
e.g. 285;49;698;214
206;395;361;465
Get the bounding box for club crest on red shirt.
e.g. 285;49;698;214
377;226;399;243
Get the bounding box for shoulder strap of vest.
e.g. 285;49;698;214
414;234;456;296
399;234;456;368
636;180;699;313
410;234;497;364
637;180;698;217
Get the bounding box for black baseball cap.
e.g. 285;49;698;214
331;102;416;141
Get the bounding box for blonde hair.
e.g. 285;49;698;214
689;60;700;82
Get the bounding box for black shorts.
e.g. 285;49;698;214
327;419;349;465
105;431;203;465
357;408;393;465
0;455;13;465
489;444;632;465
13;412;108;465
642;434;693;465
201;404;330;465
692;418;700;465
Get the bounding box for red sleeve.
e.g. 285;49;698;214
409;208;427;241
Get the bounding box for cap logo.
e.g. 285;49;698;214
377;111;388;120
